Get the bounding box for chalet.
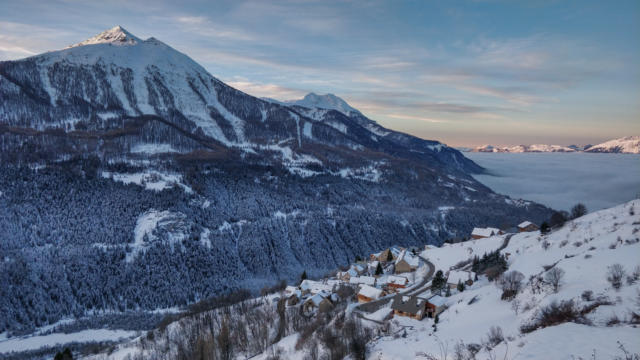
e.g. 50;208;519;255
391;294;427;320
394;249;420;274
336;270;352;282
370;248;395;262
425;295;446;318
368;260;381;275
284;286;302;306
517;221;539;232
447;270;476;288
357;284;384;303
303;292;333;313
386;275;409;291
349;275;376;287
471;227;502;239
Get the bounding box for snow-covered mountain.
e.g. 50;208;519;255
586;136;640;154
472;144;577;153
0;26;480;174
0;26;553;340
469;137;640;154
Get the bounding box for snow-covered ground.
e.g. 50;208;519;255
466;152;640;211
366;199;640;359
101;170;193;193
0;329;137;354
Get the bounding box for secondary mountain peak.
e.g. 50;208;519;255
288;92;361;116
69;25;141;48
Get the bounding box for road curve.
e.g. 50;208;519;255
354;255;435;315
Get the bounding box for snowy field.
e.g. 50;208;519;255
466;152;640;211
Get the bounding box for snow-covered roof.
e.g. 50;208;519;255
350;276;376;286
471;227;500;237
369;260;380;268
300;280;333;294
326;279;342;286
306;293;328;306
347;268;359;277
518;221;534;228
395;249;420;267
284;285;298;294
387;275;408;285
352;264;365;272
428;295;446;307
358;284;383;299
447;270;475;285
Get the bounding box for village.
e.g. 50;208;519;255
278;221;540;325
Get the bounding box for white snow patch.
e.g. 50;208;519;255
0;329;136;354
131;143;180;154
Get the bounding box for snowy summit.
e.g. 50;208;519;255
68;25;141;48
286;93;361;116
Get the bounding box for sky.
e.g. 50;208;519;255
0;0;638;147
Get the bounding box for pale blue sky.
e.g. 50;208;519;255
1;0;638;146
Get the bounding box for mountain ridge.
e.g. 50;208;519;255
0;27;552;336
467;136;640;154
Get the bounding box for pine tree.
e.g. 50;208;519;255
457;280;464;292
432;270;445;294
300;270;307;284
540;222;550;234
386;250;393;262
375;262;383;276
445;286;451;297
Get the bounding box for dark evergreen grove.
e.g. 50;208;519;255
0;156;550;335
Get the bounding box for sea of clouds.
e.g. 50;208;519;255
466;152;640;212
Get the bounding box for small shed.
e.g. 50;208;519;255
517;221;539;232
425;295;446;318
471;227;502;239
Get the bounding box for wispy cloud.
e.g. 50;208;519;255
386;114;449;123
224;79;307;100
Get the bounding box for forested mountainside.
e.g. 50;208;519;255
0;26;551;335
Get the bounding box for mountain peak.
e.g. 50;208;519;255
288;92;361;116
69;25;141;48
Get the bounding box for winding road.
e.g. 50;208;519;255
354;233;514;318
353;255;435;315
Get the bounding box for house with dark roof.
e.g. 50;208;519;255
391;294;428;320
391;292;447;320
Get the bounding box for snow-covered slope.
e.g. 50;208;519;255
366;199;640;359
586;136;640;154
71;199;639;360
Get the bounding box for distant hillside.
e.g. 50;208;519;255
586;136;640;154
468;136;639;153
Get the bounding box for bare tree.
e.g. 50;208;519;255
545;267;565;293
499;271;524;300
607;264;626;290
570;203;588;219
511;298;521;315
217;318;232;360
